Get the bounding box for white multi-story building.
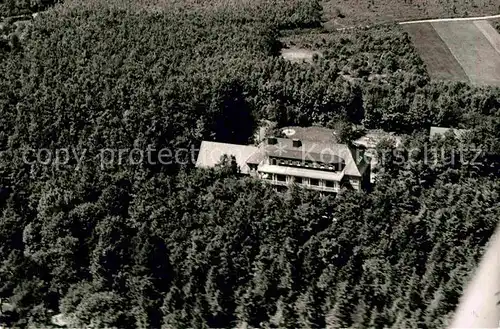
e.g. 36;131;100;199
196;135;371;193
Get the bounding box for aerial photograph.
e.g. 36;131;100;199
1;0;500;328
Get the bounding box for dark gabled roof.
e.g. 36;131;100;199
264;146;345;164
263;138;345;164
280;125;338;142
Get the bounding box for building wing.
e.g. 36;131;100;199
196;141;259;174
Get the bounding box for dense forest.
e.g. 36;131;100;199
1;0;500;328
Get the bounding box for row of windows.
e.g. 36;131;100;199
270;157;344;172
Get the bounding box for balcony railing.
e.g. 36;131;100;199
304;184;339;193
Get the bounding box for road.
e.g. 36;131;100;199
399;13;500;25
334;13;500;31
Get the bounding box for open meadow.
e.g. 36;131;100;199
402;23;469;82
432;21;500;86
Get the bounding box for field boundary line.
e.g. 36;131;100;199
430;21;478;84
430;20;500;86
428;22;473;83
400;13;500;25
474;20;500;56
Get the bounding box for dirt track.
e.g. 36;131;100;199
400;13;500;25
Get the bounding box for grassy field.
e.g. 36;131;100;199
431;21;500;86
404;20;500;86
322;0;500;28
402;23;469;82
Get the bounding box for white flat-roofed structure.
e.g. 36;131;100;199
196;141;259;174
430;126;470;139
280;48;321;64
353;130;402;149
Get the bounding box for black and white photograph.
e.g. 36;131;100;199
1;0;500;327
